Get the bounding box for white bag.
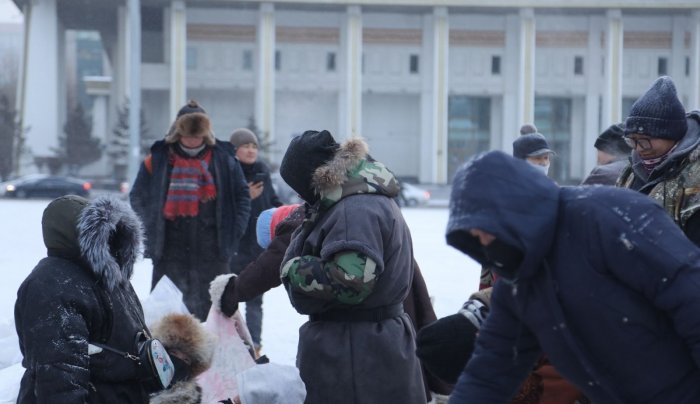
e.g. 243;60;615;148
141;276;190;328
236;363;306;404
196;307;256;403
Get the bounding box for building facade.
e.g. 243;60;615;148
12;0;700;184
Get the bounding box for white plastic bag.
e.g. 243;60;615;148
196;307;256;403
237;363;306;404
141;276;190;328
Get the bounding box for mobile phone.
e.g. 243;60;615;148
252;173;267;184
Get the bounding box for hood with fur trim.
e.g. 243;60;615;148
42;195;144;292
312;138;400;209
150;313;215;377
165;112;216;146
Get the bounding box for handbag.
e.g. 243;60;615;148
89;330;175;392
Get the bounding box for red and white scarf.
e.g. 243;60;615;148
163;149;217;220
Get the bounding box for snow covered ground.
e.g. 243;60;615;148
0;198;480;398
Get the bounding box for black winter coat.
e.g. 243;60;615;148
130;140;250;262
16;196;152;403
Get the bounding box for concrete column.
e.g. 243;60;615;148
20;0;60;158
501;14;520;152
419;7;448;184
117;5;130;105
671;16;685;87
603;9;623;127
518;8;536;125
256;3;275;159
169;0;187;119
338;5;362;141
583;17;604;176
690;11;700;110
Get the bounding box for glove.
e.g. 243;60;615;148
416;306;484;384
220;276;239;317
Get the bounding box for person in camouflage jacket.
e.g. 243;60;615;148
278;130;425;404
616;76;700;246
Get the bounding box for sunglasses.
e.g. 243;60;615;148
623;136;653;151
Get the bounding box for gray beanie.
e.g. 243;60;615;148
230;128;259;148
625;76;687;140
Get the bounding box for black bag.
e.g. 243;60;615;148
90;330;175;392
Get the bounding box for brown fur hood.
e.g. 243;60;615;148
165;112;216;146
150;313;215;377
311;137;400;202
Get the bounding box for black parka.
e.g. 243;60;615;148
15;195;152;403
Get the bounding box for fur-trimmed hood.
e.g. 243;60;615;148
311;138;400;208
42;195;144;292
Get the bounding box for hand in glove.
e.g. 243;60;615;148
415;299;488;384
220;276;239;317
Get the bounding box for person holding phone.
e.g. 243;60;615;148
229;128;282;356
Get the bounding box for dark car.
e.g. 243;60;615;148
4;175;92;199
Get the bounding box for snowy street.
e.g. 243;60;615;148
0;198;479;370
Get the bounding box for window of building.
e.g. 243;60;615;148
658;57;668;76
574;56;584;75
447;96;491;181
491;56;501;75
535;97;572;184
326;52;336;71
409;54;419;74
186;47;197;70
686;57;691;77
275;50;281;71
242;50;253;71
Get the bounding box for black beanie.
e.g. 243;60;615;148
280;130;339;204
625;76;687;140
513;132;553;159
595;124;632;156
177;99;206;117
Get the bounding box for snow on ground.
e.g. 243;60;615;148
0;198;480;385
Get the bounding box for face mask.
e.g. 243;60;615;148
528;162;550;176
481;239;524;280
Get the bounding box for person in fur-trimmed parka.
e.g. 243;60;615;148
278;130;425;404
15;195;153;403
130;100;250;320
150;313;215;404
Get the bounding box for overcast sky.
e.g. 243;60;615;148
0;0;22;24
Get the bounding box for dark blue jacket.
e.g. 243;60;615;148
447;151;700;404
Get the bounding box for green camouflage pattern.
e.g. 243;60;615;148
319;158;400;210
281;251;378;304
618;146;700;231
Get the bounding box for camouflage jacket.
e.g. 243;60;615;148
617;113;700;234
281;138;404;311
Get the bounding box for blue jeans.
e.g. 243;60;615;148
245;293;263;348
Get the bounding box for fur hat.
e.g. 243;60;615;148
625;76;687;140
280;130;340;204
165;100;215;146
230;128;259;148
513;124;554;159
150;313;215;377
595;124;632;156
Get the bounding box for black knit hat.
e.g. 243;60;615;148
513;124;554;159
595;124;632;156
177;99;206;117
625;76;687;140
280;130;339;204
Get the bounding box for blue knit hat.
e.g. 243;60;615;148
625;76;687;140
512;124;554;159
256;208;276;249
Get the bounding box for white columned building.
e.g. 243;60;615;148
255;3;276;158
169;0;187;119
339;5;362;140
518;8;535;126
603;9;623;128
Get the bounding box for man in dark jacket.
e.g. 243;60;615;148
228;127;282;354
276;130;425;403
15;195;154;403
446;150;700;404
130;100;250;320
582;123;632;186
617;76;700;246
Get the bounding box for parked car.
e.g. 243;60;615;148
4;175;92;199
399;182;431;207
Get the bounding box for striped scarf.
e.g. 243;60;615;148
163;148;217;220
